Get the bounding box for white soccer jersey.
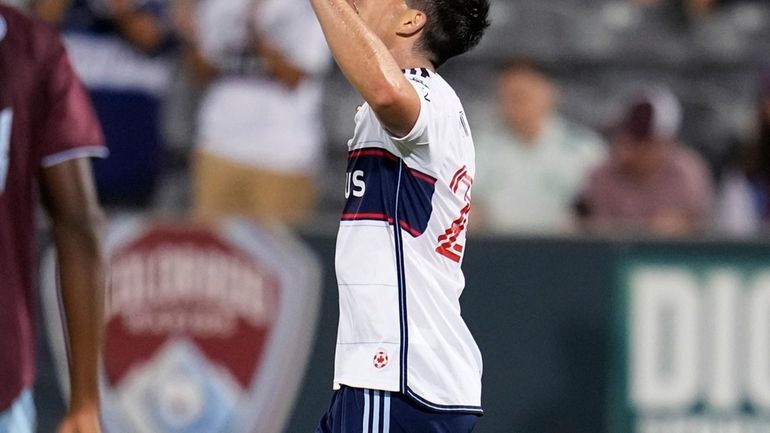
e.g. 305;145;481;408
333;68;483;413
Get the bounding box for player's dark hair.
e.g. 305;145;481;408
406;0;490;68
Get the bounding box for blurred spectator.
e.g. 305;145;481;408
579;88;715;236
35;0;174;52
715;70;770;235
473;60;607;234
33;0;176;207
180;0;330;227
629;0;765;23
679;0;717;20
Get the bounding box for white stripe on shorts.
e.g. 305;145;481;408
362;390;370;433
372;391;380;433
383;391;391;433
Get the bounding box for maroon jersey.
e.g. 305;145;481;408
0;5;105;410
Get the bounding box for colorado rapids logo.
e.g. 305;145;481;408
64;219;320;433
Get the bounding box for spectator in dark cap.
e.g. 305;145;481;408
578;87;715;236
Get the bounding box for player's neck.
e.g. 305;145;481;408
390;45;435;72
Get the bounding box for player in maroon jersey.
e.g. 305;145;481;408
0;5;106;433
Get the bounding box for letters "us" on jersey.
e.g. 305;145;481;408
345;170;366;199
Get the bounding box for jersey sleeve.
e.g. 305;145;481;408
389;77;432;146
37;38;107;168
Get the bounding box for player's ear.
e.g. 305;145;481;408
396;9;426;37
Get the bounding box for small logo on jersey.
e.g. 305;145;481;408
373;351;389;369
0;15;7;42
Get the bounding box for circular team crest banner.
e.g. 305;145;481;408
42;217;321;433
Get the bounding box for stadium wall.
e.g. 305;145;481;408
35;234;770;433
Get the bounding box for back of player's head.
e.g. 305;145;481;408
407;0;490;68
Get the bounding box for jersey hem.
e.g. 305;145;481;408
333;378;400;393
405;387;484;415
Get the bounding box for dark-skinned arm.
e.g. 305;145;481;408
40;158;105;433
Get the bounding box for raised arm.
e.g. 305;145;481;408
40;158;105;433
308;0;424;137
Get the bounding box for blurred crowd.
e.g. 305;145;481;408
4;0;769;238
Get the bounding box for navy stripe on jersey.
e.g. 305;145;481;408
342;148;436;237
392;162;409;393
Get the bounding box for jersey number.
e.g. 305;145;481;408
436;166;473;263
0;108;12;194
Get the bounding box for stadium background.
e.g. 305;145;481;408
2;0;769;432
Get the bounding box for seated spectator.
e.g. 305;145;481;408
714;70;770;235
473;60;607;234
578;87;715;236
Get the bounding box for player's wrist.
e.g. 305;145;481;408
69;388;101;412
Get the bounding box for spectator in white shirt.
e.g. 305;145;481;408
473;60;607;235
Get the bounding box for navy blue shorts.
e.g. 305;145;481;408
314;387;478;433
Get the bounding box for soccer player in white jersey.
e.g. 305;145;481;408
309;0;490;432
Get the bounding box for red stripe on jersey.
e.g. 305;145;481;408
341;213;392;222
436;247;462;263
349;149;399;161
449;166;468;191
409;168;437;185
399;220;422;237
